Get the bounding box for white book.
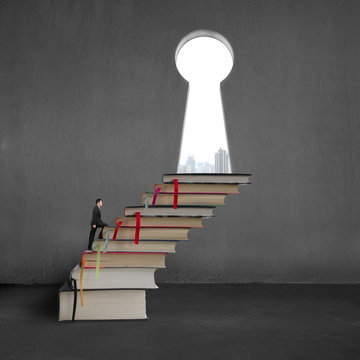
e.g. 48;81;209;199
92;240;177;253
69;265;158;289
58;282;147;321
124;206;215;217
162;173;251;184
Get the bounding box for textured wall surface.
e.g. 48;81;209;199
1;0;359;283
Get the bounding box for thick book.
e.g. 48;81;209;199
142;192;226;206
58;282;147;321
124;206;215;217
81;251;167;268
154;183;240;194
162;173;251;184
92;239;177;253
69;265;158;289
114;216;204;228
102;226;189;240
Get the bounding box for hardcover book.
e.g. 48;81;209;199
82;251;167;268
162;173;251;184
58;282;147;321
92;239;177;253
102;226;189;240
142;192;226;206
69;265;158;289
114;216;204;228
124;206;215;217
154;183;240;194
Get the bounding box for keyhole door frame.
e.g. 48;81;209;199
175;29;234;173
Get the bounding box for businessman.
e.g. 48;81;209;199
88;198;108;250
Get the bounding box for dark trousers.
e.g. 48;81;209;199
88;224;107;251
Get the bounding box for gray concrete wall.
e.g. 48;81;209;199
1;0;359;284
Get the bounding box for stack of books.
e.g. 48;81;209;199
58;173;251;321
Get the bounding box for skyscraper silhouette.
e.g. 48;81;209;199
215;148;229;173
185;155;196;173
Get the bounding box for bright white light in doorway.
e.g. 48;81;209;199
176;31;233;173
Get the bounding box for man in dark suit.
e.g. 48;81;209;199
88;198;108;250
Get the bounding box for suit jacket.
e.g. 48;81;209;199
91;205;105;227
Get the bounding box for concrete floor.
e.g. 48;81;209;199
1;284;360;360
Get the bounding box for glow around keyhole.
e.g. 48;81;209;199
176;33;233;173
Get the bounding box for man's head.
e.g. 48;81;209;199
96;198;103;208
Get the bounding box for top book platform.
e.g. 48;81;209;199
162;173;252;184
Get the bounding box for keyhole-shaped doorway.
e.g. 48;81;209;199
176;30;233;173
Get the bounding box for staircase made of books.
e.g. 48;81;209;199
58;173;251;321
